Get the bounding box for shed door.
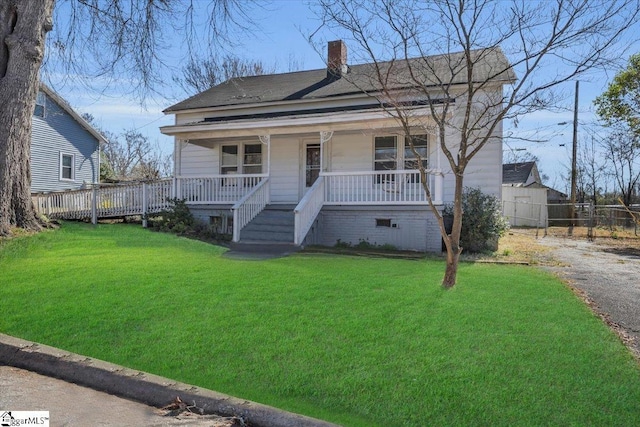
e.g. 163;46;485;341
514;196;533;227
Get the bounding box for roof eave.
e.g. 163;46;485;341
160;106;442;139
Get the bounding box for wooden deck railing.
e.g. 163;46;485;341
32;179;174;222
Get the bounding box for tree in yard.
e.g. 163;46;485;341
316;0;640;287
0;0;250;236
0;1;55;235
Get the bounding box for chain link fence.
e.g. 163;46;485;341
503;200;640;237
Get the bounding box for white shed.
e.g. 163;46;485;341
502;185;548;227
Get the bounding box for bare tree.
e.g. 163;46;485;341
83;114;171;181
173;55;275;95
0;0;252;236
578;135;607;204
102;130;152;180
316;0;640;287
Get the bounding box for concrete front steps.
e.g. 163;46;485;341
230;205;301;255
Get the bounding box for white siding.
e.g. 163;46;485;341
179;141;217;176
328;132;372;172
464;137;503;197
269;136;300;203
30;92;100;193
441;87;504;202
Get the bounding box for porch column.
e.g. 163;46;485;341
258;135;271;175
434;134;443;205
320;131;333;172
174;138;186;177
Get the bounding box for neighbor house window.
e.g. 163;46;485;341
60;153;74;180
34;91;46;118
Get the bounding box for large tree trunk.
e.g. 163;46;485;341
0;0;54;236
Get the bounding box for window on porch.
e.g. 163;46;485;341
374;134;428;183
221;143;262;175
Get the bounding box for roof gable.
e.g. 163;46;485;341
502;161;537;185
39;84;107;144
165;47;515;113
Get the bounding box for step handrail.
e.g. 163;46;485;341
231;178;270;242
293;176;325;246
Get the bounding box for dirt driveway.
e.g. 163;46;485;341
533;234;640;357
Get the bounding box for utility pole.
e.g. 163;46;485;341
569;80;579;234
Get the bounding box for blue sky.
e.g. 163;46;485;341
42;1;638;192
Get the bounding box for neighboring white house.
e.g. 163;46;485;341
31;84;106;194
160;41;515;252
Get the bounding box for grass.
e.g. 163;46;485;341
1;222;640;426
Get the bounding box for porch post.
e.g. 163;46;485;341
174;138;184;177
434;133;443;205
320;131;333;172
258;135;271;176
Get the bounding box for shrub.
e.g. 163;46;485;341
443;187;509;253
151;198;195;233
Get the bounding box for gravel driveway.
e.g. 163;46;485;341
537;236;640;357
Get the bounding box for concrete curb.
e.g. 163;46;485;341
0;334;340;427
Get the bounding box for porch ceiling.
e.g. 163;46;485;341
160;107;436;140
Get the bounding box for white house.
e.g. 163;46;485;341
160;41;514;252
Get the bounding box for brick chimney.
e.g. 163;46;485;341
327;40;348;78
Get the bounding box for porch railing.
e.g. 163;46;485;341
175;174;267;204
322;169;442;205
294;176;325;245
231;178;270;242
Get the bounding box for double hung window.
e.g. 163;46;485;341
34;91;46;117
60;153;74;180
374;134;428;183
221;143;263;178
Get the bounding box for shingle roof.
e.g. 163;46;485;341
165;47;515;113
502;162;536;185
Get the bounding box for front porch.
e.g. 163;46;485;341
162;110;448;250
174;169;443;247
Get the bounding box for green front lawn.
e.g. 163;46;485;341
1;222;639;426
